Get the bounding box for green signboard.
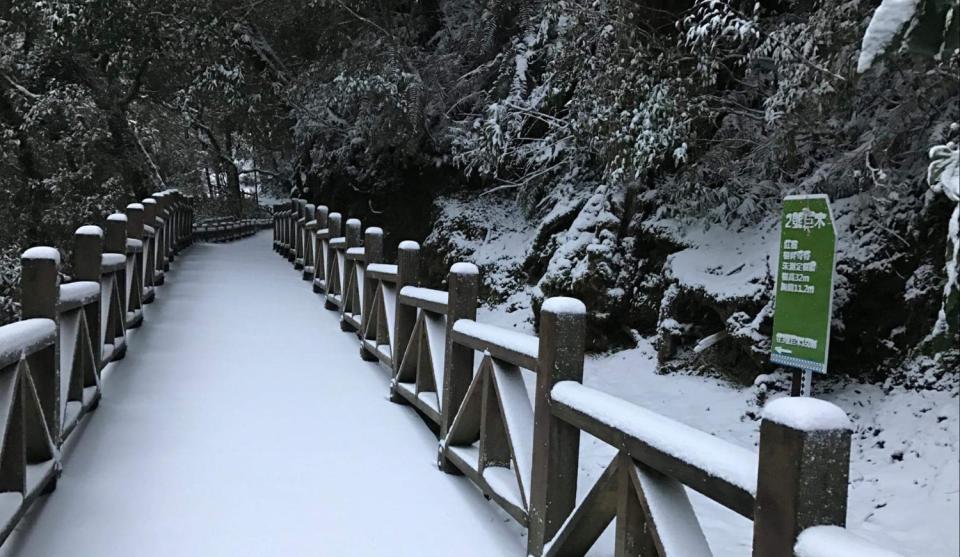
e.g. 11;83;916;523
771;194;837;375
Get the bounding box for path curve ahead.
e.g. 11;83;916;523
0;232;524;557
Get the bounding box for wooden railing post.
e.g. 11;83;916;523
141;198;158;289
286;200;297;262
160;193;174;263
340;218;362;331
359;227;384;361
105;214;128;319
752;398;852;557
126;203;144;240
74;226;104;370
302;204;317;281
155;193;171;271
439;262;479;438
294;199;306;270
20;246;62;445
390;241;420;402
171;191;183;254
126;203;147;327
172;191;182;255
312;205;330;291
74;226;104;283
273;210;279;252
344;218;362;246
167;193;177;262
527;297;587;556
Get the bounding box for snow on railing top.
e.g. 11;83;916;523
22;246;60;264
551;380;758;497
763;397;850;432
102;253;126;268
451;319;540;369
367;263;398;276
0;318;56;368
795;525;904;557
59;282;100;308
400;286;449;309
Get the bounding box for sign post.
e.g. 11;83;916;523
770;194;837;396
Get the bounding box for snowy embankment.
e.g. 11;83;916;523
461;202;958;556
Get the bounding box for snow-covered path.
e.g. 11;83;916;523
0;232;524;557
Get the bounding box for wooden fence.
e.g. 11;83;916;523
273;198;893;557
0;190;251;545
193;217;272;243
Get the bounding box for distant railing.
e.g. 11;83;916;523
0;189;241;545
273;198;898;557
193;217;270;243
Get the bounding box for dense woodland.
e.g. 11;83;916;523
1;0;957;382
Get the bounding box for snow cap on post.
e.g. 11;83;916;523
75;225;104;238
398;240;419;251
762;397;850;432
541;296;586;316
106;213;128;223
21;246;61;265
450;262;479;275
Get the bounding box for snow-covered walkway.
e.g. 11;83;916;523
0;232;525;556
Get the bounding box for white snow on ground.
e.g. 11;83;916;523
0;232;525;557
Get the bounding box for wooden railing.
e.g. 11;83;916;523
0;189;202;544
193;217;270;243
273;197;897;557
